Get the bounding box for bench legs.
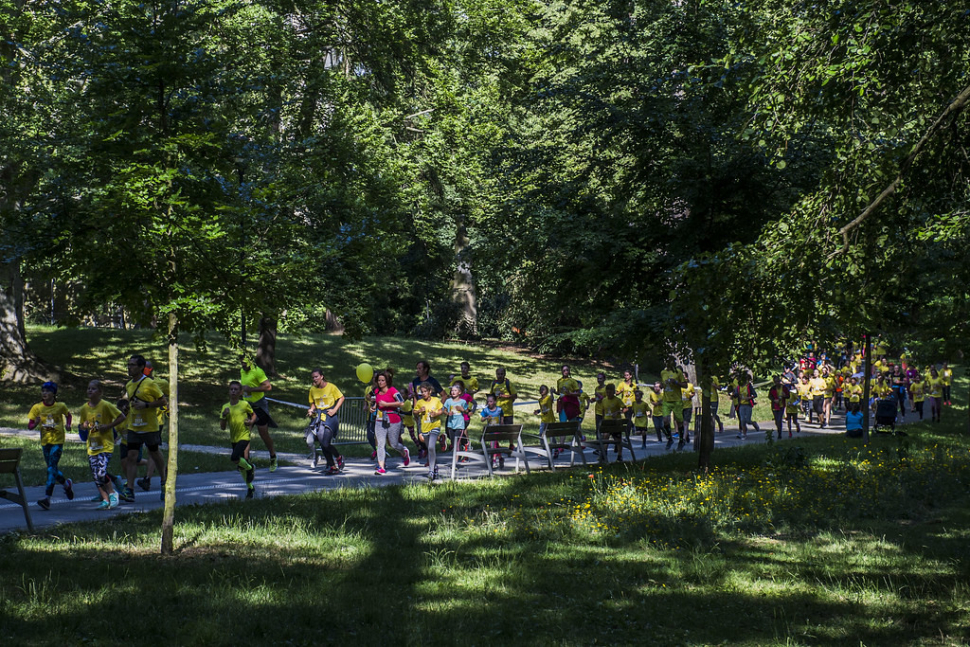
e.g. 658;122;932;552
0;470;35;532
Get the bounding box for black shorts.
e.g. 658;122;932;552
127;431;162;453
250;398;277;429
230;440;250;462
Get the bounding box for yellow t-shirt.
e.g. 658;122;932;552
416;396;444;432
400;398;415;427
631;401;650;428
845;383;862;403
660;369;686;403
926;377;944;399
809;377;826;398
909;380;924;403
708;377;720;401
796;382;811;401
29;402;70;446
557;377;580;396
125;376;165;433
240;365;269;404
602;395;623;420
594;385;607;415
452;375;479;393
489;379;517;417
309;382;344;411
79;400;123;456
682;383;695;410
538;394;556;423
648;391;664;416
785;392;800;414
222;400;254;444
823;376;836;398
616;381;637;407
941;368;952;387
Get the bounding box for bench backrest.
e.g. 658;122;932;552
0;448;24;475
598;419;627;434
481;424;523;444
544;421;581;439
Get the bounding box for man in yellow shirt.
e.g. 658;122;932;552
660;358;688;450
123;355;168;502
241;355;278;472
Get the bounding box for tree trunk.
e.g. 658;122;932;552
697;361;715;471
325;308;345;334
256;315;277;377
451;215;477;337
0;261;52;382
160;311;179;555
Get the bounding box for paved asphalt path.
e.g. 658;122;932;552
0;408;879;535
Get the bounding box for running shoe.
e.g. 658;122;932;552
269;456;278;472
375;467;387;475
108;493;119;509
37;497;51;511
246;484;255;499
311;452;319;468
402;448;411;467
63;479;74;500
677;440;685;451
336;455;345;470
370;450;377;460
137;477;151;491
98;499;111;510
120;488;135;503
326;466;341;475
665;438;673;450
789;431;793;438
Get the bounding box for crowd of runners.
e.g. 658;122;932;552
21;345;953;507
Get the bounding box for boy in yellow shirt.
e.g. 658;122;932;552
78;380;126;510
631;390;651;448
649;383;667;443
221;381;258;499
27;381;75;510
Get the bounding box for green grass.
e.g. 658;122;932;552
2;421;970;645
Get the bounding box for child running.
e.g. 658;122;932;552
220;381;257;499
27;381;74;510
442;384;468;456
535;385;556;436
631;390;650;448
414;382;444;481
78;380;126;509
480;393;504;468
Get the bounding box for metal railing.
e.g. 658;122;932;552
266;396;372;445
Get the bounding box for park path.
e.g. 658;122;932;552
0;406;890;535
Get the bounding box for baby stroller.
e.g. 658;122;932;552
874;398;902;435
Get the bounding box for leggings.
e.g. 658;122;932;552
88;452;112;487
893;387;907;415
914;400;924;419
42;444;67;497
376;420;407;465
773;409;784;435
943;386;951;402
425;429;441;472
307;414;342;468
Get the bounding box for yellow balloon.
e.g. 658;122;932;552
356;363;374;383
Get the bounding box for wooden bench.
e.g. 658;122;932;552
585;419;637;464
0;448;35;531
451;424;530;479
521;421;588;469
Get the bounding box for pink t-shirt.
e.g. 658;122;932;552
375;387;404;424
460;393;474;421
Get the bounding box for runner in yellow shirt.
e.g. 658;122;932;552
909;375;925;420
649;383;668;443
78;380;126;510
631;390;651;448
941;362;953;405
220;381;257;499
660;359;688;451
28;381;74;510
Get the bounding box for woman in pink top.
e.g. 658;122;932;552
372;369;411;474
